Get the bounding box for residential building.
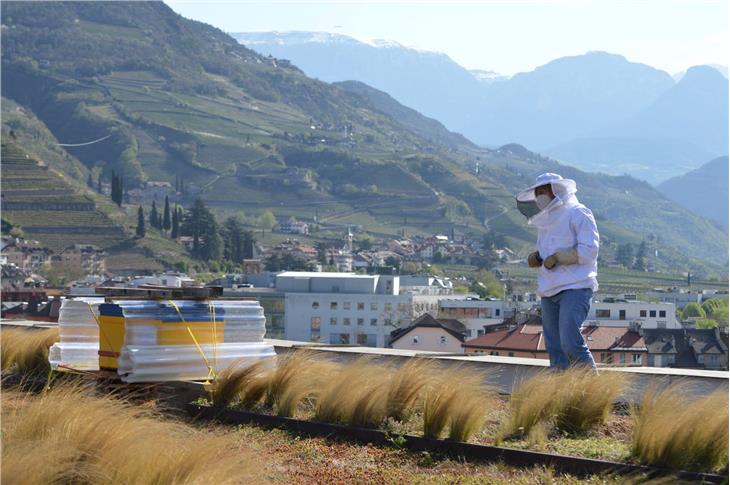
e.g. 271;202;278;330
276;220;309;235
643;328;728;369
462;320;649;366
278;272;466;347
389;314;467;353
128;272;195;288
438;298;504;338
585;300;680;329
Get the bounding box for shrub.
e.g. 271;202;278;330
631;383;729;471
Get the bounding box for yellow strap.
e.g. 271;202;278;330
168;300;215;382
208;301;219;374
87;302;115;360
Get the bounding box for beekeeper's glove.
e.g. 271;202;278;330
527;251;543;268
543;248;579;270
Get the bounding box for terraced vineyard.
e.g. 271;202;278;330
1;142;126;252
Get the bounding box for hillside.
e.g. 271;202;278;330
657;156;729;229
0;141;125;252
0;2;726;277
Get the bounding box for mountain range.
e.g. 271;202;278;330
234;32;728;184
0;2;726;277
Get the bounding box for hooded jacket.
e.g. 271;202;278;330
523;176;599;297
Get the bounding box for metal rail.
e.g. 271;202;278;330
187;403;727;483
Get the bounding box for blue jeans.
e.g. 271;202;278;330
540;288;596;370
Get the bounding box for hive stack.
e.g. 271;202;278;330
99;300;275;383
49;297;105;371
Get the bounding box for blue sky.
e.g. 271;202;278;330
166;1;728;76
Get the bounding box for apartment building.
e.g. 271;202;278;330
279;272;466;347
585;300;680;329
438;298;504;338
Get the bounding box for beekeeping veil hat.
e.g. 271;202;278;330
515;173;578;220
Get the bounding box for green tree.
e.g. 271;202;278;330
181;198;222;260
86;173;94;189
163;195;171;232
258;210;276;230
683;302;706;320
223;216;251;263
136;205;146;238
171;205;180;239
471;269;503;298
696;318;719;329
616;243;634;268
149;200;159;229
633;241;647;271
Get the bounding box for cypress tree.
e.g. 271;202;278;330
163;196;171;231
111;170;117;203
171;205;179;239
97;172;102;194
87;173;94;189
150;200;159;229
136;206;146;238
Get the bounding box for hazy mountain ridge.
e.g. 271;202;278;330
657;156;729;229
235;32;728;183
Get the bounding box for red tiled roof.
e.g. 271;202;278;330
463;323;645;352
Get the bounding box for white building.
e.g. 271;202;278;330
438;298;505;338
278;272;466;347
128;273;196;288
585;300;680;329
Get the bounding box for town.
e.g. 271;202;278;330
3;226;727;370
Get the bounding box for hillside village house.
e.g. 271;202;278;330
53;244;106;275
278;272;469;347
389;314;467;353
1;238;50;272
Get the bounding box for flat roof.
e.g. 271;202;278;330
277;272;378;279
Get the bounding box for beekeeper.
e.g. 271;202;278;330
516;173;599;370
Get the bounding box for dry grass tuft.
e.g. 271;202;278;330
448;380;492;442
631;383;729;471
554;369;628;435
1;384;256;484
385;358;437;421
210;360;270;409
423;366;492;441
498;368;627;442
1;327;59;376
314;357;389;427
497;370;561;443
266;350;335;417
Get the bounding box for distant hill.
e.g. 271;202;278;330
1;3;726;276
548;65;729;183
657;156;729;228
